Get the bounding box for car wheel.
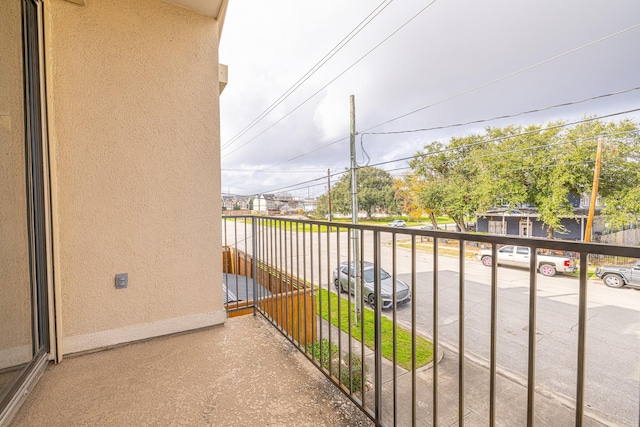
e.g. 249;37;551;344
481;256;492;267
367;294;375;308
334;278;345;293
539;264;556;277
603;274;625;288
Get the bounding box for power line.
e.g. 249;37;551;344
231;110;639;196
266;85;640;167
360;86;640;136
222;1;439;158
260;169;349;195
362;22;640;132
222;168;327;173
221;0;395;151
223;15;639;166
365;108;640;169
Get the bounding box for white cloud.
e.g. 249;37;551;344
219;0;640;197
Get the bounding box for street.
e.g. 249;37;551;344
373;230;640;426
223;220;640;425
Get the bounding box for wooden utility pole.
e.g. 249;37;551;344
584;138;603;242
327;168;332;221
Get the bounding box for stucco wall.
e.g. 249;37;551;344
0;0;34;368
45;0;224;354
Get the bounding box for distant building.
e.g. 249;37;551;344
254;194;277;212
476;194;604;241
222;194;251;211
302;198;318;212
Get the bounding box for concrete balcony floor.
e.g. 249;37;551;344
9;315;373;427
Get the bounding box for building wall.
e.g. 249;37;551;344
45;0;224;355
478;216;585;240
0;0;33;368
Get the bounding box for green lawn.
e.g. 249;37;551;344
317;288;433;370
223;215;461;231
222;217;349;233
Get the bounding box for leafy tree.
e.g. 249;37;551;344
409;135;486;232
316;167;399;219
405;118;640;236
394;176;437;223
580;119;640;229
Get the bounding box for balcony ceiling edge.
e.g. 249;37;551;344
164;0;226;19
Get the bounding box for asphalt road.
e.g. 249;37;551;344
370;230;640;425
387;268;640;425
222;221;640;425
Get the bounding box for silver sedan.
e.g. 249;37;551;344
332;261;411;309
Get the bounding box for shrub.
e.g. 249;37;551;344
306;339;368;393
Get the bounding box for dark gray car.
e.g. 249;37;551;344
595;261;640;288
332;261;411;309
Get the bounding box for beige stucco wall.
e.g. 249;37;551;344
0;0;35;368
45;0;224;354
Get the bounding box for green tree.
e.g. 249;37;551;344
405;118;640;236
316;167;399;219
409;135;486;231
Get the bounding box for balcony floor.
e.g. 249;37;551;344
9;315;373;427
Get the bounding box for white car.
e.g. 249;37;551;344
387;220;406;228
477;245;577;277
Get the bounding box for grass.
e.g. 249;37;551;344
223;214;461;232
222;217;349;233
317;288;433;370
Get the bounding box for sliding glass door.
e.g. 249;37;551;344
0;0;50;418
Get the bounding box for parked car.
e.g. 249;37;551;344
477;245;577;276
388;220;406;227
332;261;411;309
595;261;640;288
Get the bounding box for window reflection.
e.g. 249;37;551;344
0;0;35;403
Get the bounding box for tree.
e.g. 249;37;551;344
409;135;486;232
405;118;640;236
316;166;399;219
394;176;437;223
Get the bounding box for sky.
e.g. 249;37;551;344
218;0;640;199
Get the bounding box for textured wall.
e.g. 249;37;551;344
0;0;34;367
46;0;224;353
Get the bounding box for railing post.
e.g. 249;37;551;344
373;229;383;423
252;217;258;316
527;247;538;426
411;234;417;427
458;239;465;427
490;244;498;427
433;237;439;427
576;252;589;425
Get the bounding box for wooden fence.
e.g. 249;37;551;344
222;246;316;345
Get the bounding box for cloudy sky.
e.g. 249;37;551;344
218;0;640;198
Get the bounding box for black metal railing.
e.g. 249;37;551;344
222;215;640;427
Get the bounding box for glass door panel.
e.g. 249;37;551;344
0;0;49;412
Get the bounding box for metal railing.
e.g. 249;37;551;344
222;215;640;427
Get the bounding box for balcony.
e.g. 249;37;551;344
9;314;372;426
10;216;640;426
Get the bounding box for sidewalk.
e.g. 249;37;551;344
320;318;617;426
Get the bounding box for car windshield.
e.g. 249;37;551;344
363;268;391;282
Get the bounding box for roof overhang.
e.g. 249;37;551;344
64;0;229;38
164;0;226;18
166;0;228;40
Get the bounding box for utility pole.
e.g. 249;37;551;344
327;168;332;222
585;138;603;242
350;95;361;325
